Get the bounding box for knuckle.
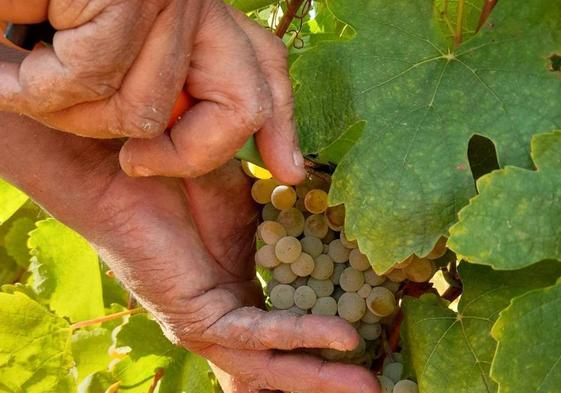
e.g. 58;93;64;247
118;101;168;138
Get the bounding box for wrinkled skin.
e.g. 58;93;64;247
0;0;305;184
0;113;380;393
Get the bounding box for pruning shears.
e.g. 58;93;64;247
3;21;263;166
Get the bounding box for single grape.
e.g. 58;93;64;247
242;161;272;179
258;221;287;245
364;269;386;287
304;189;329;214
357;283;372;298
271;185;297;210
349;249;371;271
382;362;403;383
295;182;312;198
270;284;295;310
382;280;401;293
328;239;351;263
275;236;302;263
287;306;307;316
340;231;358;249
361;309;382;324
266;279;279;296
330;263;347;285
311;254;335;280
293;285;317;310
366;287;396;317
273;263;298;284
311;296;338;316
276;207;305;237
255;244;281;269
251;179;278;204
376;375;395;393
304;214;329;238
290;252;315;277
300;236;324;258
393;380;418;393
337;292;366;323
261;203;280;221
339;267;365;292
404;257;435;283
307;277;335;297
358;322;382;340
325;204;345;231
425;236;447;260
385;268;407;283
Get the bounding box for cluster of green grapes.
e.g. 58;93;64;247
244;162;446;393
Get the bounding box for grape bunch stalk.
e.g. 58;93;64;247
243;161;448;393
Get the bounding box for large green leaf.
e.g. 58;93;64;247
113;315;215;393
0;292;75;393
4;217;35;267
293;0;561;272
28;219;104;322
449;131;561;269
401;261;561;393
0;179;28;225
491;280;561;393
72;328;112;384
434;0;485;43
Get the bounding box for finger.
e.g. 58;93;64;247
40;1;198;138
119;1;273;178
203;346;381;393
203;307;360;352
209;362;261;393
0;0;48;23
226;7;305;185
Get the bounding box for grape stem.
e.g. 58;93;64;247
453;0;465;47
477;0;498;31
275;0;307;38
70;307;144;330
147;369;165;393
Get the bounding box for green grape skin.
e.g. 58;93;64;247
251;179;279;204
377;375;395;393
349;249;371;272
337;292;366;323
262;203;280;221
275;236;302;263
258;221;287;245
330;263;347;285
271;185;297;210
311;254;334;280
304;214;329;238
304;189;329;214
290;252;315;277
255;244;281;269
339;267;365;292
361;309;382;324
300;236;324;258
273;263;298;284
311;296;338;316
276;207;305;237
382;362;403;384
357;283;372;298
307;277;335;297
366;287;397;317
358;322;382;340
364;269;386;287
270;284;295;310
393;380;419;393
293;285;317;310
328;239;351;263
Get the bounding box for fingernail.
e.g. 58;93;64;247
293;150;305;169
132;165;155;177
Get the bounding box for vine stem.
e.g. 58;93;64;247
275;0;307;38
148;369;165;393
70;307;144;330
454;0;465;47
477;0;498;31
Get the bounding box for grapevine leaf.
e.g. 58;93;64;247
28;219;104;322
491;280;561;393
71;328;112;384
5;217;35;267
100;262;129;308
317;121;364;165
0;292;75;393
449;131;561;269
0;179;28;225
114;315;215;393
0;248;20;285
401;261;561;393
433;0;484;43
293;0;561;272
78;371;116;393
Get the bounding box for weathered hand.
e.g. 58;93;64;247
0;113;380;393
0;1;304;184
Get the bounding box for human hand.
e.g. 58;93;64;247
0;0;304;184
0;113;379;392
